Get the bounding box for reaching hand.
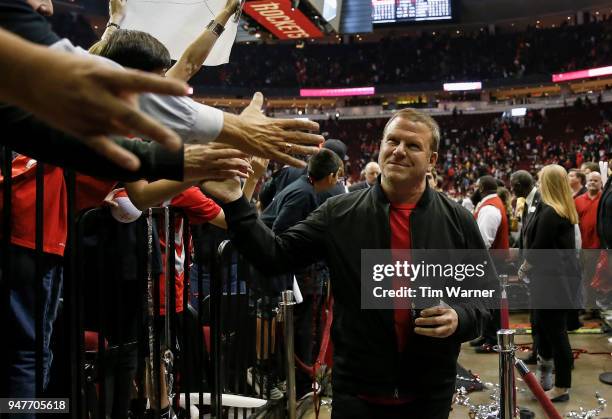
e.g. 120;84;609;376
102;189;121;208
250;156;270;178
220;92;324;168
3;33;191;170
183;143;253;182
414;306;459;338
109;0;128;23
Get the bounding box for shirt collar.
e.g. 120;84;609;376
526;187;537;206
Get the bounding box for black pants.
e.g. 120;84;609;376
482;309;501;343
532;309;572;388
331;390;453;419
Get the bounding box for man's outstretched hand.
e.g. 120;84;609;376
220;92;324;167
183;143;252;182
1;29;191;171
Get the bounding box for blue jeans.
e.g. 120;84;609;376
2;246;63;418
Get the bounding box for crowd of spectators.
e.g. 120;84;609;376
318;102;612;196
47;10;612;90
194;18;612;88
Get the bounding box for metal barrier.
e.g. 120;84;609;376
280;290;297;419
0;152;322;419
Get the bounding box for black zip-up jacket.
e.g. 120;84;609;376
222;180;494;398
598;176;612;249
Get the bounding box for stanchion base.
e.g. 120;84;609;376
599;372;612;385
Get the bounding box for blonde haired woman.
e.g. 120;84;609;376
519;164;581;402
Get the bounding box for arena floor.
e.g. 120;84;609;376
298;313;612;418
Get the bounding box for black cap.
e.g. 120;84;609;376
323;139;347;161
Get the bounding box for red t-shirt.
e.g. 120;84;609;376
0;156;117;257
389;203;416;352
0;156;67;256
360;203;416;405
159;186;221;315
75;174;117;212
575;192;602;249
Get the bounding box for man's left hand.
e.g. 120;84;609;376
414;306;458;338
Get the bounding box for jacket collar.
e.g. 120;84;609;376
372;175;434;209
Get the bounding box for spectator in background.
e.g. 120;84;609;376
470;176;509;353
568;169;587;198
258;139;348;209
474;176;509;250
519;164;580;402
575;171;603;315
510;170;540;365
348;161;380;192
581;161;600;174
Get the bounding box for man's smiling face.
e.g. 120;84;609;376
378;117;438;187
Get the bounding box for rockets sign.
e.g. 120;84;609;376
244;0;324;39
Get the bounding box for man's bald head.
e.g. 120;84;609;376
586;171;603;195
364;162;381;185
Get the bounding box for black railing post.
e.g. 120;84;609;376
34;163;44;397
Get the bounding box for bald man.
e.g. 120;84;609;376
349;162;381;192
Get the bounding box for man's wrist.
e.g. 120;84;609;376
221;190;244;204
218;112;245;149
109;14;124;26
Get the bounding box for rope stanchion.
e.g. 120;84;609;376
497;330;517;419
279;290;297;419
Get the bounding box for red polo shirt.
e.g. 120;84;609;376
575;191;601;249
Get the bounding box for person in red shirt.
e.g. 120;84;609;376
574;171;603;310
0;155;118;408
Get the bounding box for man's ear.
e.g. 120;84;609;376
429;151;438;167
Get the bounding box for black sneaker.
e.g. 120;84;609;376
519;352;538;365
469;336;487;347
474;343;497;354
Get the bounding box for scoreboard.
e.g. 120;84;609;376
372;0;452;24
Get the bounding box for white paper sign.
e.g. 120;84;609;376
122;0;237;66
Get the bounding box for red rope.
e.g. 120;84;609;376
294;295;333;419
500;289;510;329
517;369;563;419
295;296;333;376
